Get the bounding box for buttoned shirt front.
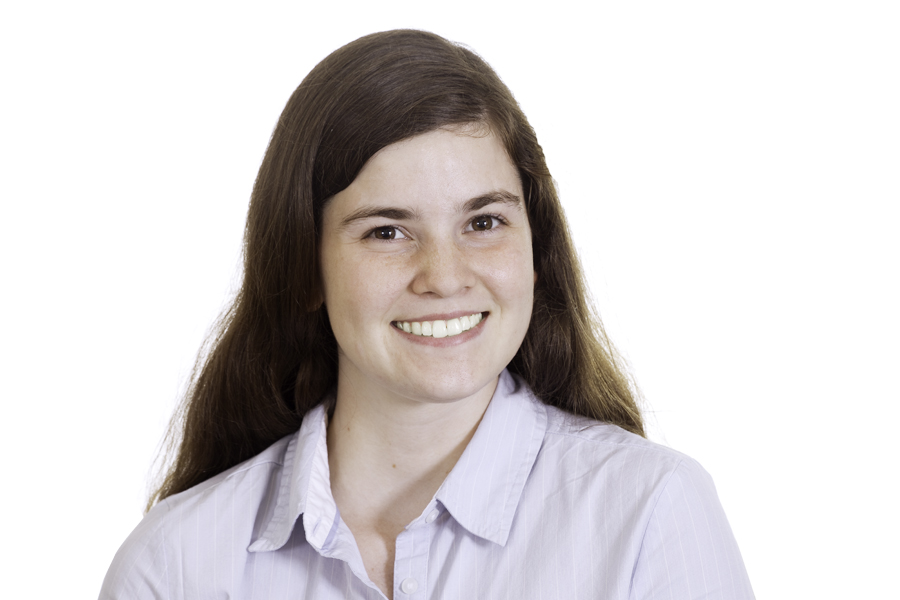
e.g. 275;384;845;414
100;370;754;599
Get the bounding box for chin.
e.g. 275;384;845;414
394;369;500;405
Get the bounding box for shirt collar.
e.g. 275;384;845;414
434;370;548;546
249;370;548;552
248;398;335;553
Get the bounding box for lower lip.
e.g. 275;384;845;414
392;313;488;347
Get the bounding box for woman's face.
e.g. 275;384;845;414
319;127;535;406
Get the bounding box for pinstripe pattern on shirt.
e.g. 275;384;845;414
100;370;754;599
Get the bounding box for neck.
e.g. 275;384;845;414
326;372;497;524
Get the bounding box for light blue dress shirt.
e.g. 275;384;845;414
100;370;754;599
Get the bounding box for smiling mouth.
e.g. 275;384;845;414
392;312;485;338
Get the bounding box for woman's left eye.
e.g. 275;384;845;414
469;215;502;232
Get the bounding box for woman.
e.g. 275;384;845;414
101;29;754;599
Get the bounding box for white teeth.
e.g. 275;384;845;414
446;318;462;336
395;312;484;338
432;320;448;338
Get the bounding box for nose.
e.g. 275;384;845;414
410;238;476;297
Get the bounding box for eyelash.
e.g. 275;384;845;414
365;213;507;241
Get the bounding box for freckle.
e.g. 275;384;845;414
392;464;397;468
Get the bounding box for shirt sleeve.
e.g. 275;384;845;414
630;458;755;600
98;502;177;600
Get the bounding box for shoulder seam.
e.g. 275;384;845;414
160;454;288;510
196;457;286;494
543;428;685;461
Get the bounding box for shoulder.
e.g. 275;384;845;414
533;405;754;598
158;433;293;520
99;434;295;600
540;403;700;482
538;404;729;531
522;402;721;536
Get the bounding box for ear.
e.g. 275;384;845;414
308;269;325;312
305;285;324;312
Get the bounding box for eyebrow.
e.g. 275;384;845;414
463;190;522;213
338;190;523;229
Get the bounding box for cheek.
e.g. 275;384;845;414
479;242;536;304
324;275;384;358
322;252;407;324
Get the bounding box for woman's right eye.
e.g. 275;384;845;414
369;226;406;240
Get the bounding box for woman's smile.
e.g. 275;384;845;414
392;311;485;338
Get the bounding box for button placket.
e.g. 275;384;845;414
393;521;432;598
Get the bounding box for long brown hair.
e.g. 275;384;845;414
149;29;643;509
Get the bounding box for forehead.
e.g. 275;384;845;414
334;128;522;212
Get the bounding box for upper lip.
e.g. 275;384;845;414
392;310;487;322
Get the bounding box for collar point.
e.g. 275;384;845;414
248;538;278;553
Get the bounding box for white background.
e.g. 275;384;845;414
2;1;898;597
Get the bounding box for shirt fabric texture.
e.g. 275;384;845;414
100;370;755;599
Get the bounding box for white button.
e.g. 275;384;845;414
425;509;440;524
400;578;418;594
